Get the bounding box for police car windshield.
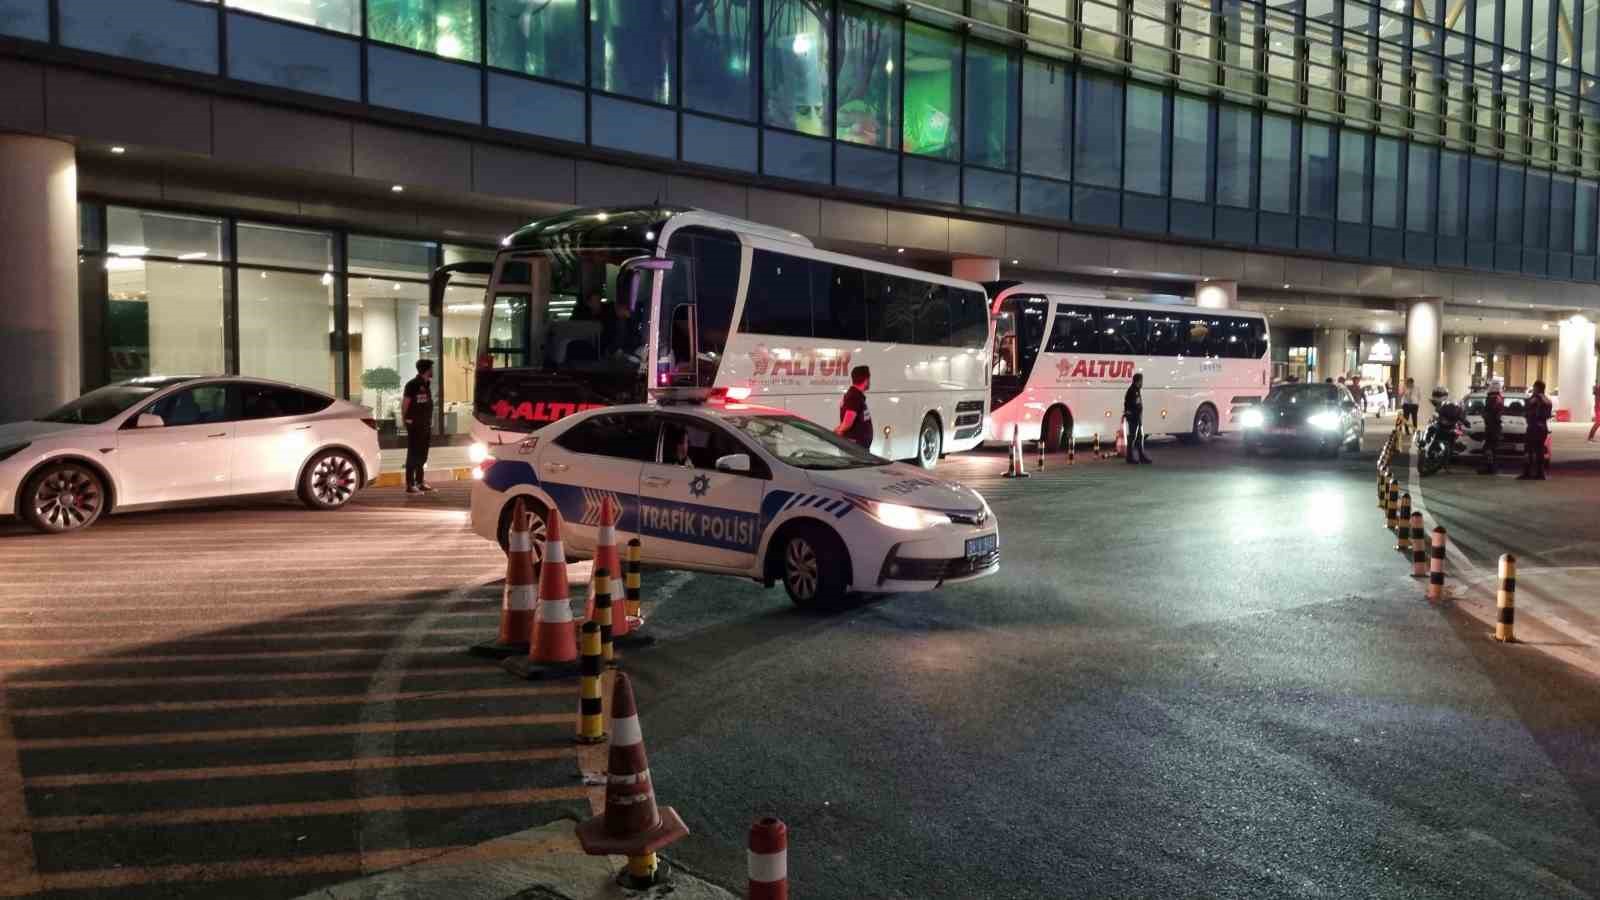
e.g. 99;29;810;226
36;379;191;424
727;415;889;470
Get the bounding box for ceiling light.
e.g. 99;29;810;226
1011;259;1019;265
1278;306;1285;311
1111;269;1120;274
1282;283;1290;289
110;146;126;155
391;184;404;193
896;247;904;254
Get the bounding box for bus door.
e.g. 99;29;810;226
990;295;1049;410
650;256;704;389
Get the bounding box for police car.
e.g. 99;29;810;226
469;393;1000;608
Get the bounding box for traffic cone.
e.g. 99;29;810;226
748;817;789;900
1003;424;1028;478
589;496;620;631
615;538;656;649
575;671;689;888
469;498;535;659
1114;422;1126;459
503;508;582;681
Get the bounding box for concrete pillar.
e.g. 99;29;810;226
0;135;79;420
1442;334;1473;401
951;258;1000;282
1556;315;1597;421
1313;328;1351;381
1405;298;1444;416
1195;280;1237;309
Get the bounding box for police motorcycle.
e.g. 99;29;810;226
1417;387;1468;477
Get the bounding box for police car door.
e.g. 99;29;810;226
638;415;767;571
538;412;656;555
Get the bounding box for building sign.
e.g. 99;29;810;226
1359;334;1396;365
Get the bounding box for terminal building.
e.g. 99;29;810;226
3;0;1598;439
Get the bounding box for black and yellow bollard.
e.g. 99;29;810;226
1067;437;1075;466
1385;480;1400;532
615;540;656;648
1396;494;1412;552
1496;554;1517;642
1409;513;1427;578
626;853;660;889
594;567;614;666
576;621;606;744
1427;527;1447;602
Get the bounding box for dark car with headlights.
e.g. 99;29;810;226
1239;382;1365;457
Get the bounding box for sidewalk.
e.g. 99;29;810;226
373;444;476;488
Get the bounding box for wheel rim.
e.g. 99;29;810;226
310;455;358;506
1197;410;1215;439
33;465;102;530
528;514;548;566
784;536;819;600
920;423;940;465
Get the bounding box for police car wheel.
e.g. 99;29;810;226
299;450;360;510
779;524;848;610
916;415;942;470
22;462;106;533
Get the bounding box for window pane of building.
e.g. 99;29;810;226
1301;123;1336;218
1021;57;1071;179
1468;156;1497;240
239;269;337;393
1551;176;1576;250
350;277;429;431
106;208;224;260
228;0;357;33
1496;163;1525;243
903;23;960;158
1524;171;1551;247
1338;130;1369;223
107;261;225;380
1577;181;1598;253
1439;150;1468;236
837;4;899;148
0;0;48;41
591;0;674;104
1216;105;1256;208
237;223;333;270
228;12;361;101
1586;0;1600;72
60;0;219;74
488;0;584;84
1075;74;1123;188
965;40;1020;170
1407;144;1438;231
765;0;830;135
1171;94;1210;201
683;0;756;119
1260;114;1295;213
350;235;436;278
367;0;480;62
1505;0;1527;51
1124;85;1167;195
1372;137;1402;227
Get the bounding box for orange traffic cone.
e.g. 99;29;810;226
503;508;582;680
1114;422;1126;459
592;497;628;640
1003;424;1029;478
576;671;689;888
470;498;535;658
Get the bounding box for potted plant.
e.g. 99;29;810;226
360;366;402;438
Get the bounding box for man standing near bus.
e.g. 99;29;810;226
836;365;873;450
1124;372;1152;465
402;359;435;494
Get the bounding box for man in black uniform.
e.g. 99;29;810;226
836;365;873;450
1520;380;1552;481
1124;372;1152;465
402;359;435;494
1477;388;1503;476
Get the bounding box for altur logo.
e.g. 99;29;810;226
746;345;853;380
1056;358;1137;380
749;344;772;377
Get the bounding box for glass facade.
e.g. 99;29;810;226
81;203;490;447
15;0;1600;279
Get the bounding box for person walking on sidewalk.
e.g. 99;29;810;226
1124;373;1152;465
1519;380;1552;481
1478;388;1504;476
1589;380;1600;441
402;359;436;493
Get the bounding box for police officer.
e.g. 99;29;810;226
1124;372;1152;465
1520;380;1552;480
836;365;873;450
402;359;435;494
1478;388;1503;476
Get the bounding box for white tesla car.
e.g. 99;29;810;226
0;376;382;533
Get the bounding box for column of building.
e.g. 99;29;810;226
1556;316;1597;421
1405;299;1443;415
0;135;79;421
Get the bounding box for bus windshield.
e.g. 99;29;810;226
484;247;650;376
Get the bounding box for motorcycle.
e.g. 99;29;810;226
1417;397;1468;476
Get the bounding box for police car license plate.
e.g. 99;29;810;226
965;534;997;558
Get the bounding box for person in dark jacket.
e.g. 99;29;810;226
1519;380;1553;480
1478;389;1504;476
1124;373;1151;465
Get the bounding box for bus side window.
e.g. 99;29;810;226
1098;311;1146;356
992;302;1019;376
948;289;989;349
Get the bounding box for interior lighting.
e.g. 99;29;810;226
110;146;126;154
792;33;814;56
391;184;404;193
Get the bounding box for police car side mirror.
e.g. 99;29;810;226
714;453;751;474
135;413;164;428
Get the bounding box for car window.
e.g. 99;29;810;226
658;418;770;478
143;384;233;427
240;385;333;420
1503;396;1527;415
554;413;658;462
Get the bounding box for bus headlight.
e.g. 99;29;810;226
1238;408;1264;429
1307;411;1340;430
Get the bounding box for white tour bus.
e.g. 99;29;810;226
431;206;991;467
985;282;1270;449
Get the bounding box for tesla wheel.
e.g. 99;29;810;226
22;462;106;533
299;450;361;510
496;496;549;564
915;414;942;470
779;523;849;611
1042;407;1070;454
1179;405;1219;445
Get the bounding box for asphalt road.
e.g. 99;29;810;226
1;429;1597;898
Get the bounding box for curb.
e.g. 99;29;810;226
370;466;476;489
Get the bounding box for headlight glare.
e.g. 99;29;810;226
1239;408;1264;428
856;497;950;530
1307;411;1341;430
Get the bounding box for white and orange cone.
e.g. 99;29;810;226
503;507;582;680
1003;424;1028;478
748;817;789;900
591;496;629;640
469;498;535;659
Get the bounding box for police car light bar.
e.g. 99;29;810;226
651;385;752;406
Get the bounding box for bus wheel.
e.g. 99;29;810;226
1042;407;1070;453
1179;405;1218;445
915;414;942;470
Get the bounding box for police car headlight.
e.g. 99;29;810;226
1307;412;1340;430
468;442;490;464
1238;408;1264;429
869;501;951;530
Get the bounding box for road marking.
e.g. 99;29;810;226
0;680;41;897
3;712;569;750
8;685;564;718
4;664;488;690
23;748;579;788
0;626;487;647
0;647;462;672
0;846;456;897
26;785;589;832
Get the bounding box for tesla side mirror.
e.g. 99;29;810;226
715;453;751;474
135;413;164;428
